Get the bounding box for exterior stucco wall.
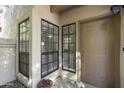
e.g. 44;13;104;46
0;6;3;33
0;12;1;32
32;5;60;87
15;5;33;87
0;39;15;85
0;5;33;87
0;6;33;40
120;8;124;88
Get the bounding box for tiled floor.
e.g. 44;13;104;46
53;77;78;88
83;82;97;88
0;77;77;88
0;78;97;88
54;77;97;88
0;78;78;88
0;80;26;88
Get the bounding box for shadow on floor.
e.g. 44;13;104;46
0;80;26;88
0;77;94;88
53;77;78;88
83;82;97;88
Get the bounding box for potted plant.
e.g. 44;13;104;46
37;79;54;88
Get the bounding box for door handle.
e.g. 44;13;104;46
81;54;83;57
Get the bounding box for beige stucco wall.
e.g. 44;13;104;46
60;5;116;83
60;5;124;87
120;8;124;88
32;5;60;87
60;6;111;24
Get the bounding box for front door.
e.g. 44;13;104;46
81;15;120;88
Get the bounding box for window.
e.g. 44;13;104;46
18;18;30;78
41;19;59;78
62;23;76;72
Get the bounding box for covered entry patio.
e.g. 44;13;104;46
0;5;124;88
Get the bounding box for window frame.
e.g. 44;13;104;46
41;19;59;78
18;17;30;78
62;23;76;73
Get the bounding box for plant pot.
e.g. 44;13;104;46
37;79;53;88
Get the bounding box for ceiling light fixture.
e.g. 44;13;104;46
111;5;121;15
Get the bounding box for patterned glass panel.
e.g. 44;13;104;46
19;18;30;78
62;23;76;72
41;19;59;77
